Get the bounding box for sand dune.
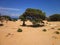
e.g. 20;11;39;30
0;20;60;45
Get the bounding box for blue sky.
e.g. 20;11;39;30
0;0;60;18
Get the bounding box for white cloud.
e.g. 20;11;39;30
10;13;20;16
0;7;22;17
0;10;20;16
0;7;20;11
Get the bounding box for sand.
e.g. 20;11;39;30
0;20;60;45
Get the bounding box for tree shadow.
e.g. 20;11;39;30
20;24;44;28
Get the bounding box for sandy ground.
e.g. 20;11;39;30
0;20;60;45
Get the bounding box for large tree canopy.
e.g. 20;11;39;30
23;8;46;20
19;8;45;26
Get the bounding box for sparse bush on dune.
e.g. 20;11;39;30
0;24;3;26
17;28;22;32
54;31;60;34
58;28;60;30
42;29;47;32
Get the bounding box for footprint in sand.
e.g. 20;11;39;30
6;33;14;37
52;36;58;39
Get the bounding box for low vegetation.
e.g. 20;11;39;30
17;28;22;32
54;31;60;34
42;29;47;32
0;24;3;26
58;28;60;30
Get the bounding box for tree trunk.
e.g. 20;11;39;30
22;21;26;26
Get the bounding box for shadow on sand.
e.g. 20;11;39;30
20;24;44;28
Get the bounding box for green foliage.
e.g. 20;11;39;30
49;14;60;21
17;28;22;32
25;8;46;20
19;15;27;21
19;14;27;26
30;19;43;26
19;8;46;20
19;8;45;26
42;29;47;32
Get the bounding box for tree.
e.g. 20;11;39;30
49;14;60;21
19;8;46;26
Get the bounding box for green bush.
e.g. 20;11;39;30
42;29;47;32
55;31;60;34
17;28;22;32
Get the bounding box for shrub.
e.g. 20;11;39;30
42;29;47;32
55;31;60;34
58;28;60;30
0;24;3;26
17;28;22;32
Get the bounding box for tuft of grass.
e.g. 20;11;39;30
17;28;22;32
55;31;60;34
42;29;47;32
58;28;60;30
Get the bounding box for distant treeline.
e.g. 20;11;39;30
0;15;18;21
47;14;60;21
